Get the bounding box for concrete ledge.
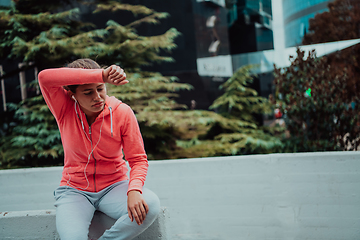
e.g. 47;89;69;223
0;208;168;240
2;152;360;239
0;210;58;240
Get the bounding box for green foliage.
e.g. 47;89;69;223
108;71;192;113
0;0;180;68
107;71;193;159
177;128;283;158
299;0;360;152
273;48;360;152
173;66;283;158
0;0;184;167
0;7;85;65
0;90;63;169
110;66;283;159
210;65;272;121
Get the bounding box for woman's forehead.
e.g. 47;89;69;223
77;83;105;91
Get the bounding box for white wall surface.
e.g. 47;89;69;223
1;151;360;240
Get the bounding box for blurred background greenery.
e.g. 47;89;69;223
0;0;359;169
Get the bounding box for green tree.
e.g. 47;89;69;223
0;0;179;69
108;71;193;160
302;0;360;121
172;65;283;158
291;0;360;151
273;48;360;152
0;95;63;168
210;65;270;122
0;0;189;168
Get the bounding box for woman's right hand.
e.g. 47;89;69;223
103;65;129;85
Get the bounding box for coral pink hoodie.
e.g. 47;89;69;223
38;68;148;193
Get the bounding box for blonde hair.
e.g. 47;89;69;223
66;58;101;69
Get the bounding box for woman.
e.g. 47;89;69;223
38;59;160;240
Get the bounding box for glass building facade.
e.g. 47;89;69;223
191;0;274;105
283;0;334;47
227;0;273;54
192;0;273;56
0;0;11;6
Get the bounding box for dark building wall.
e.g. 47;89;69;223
76;0;213;109
229;23;258;53
191;0;230;58
129;0;215;109
228;0;273;54
116;0;232;109
115;0;198;74
255;26;273;51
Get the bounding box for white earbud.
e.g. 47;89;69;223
72;96;76;101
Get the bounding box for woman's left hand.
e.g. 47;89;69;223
127;190;149;225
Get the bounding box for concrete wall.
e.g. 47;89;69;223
0;208;168;240
1;151;360;240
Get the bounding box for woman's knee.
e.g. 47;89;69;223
143;189;160;219
55;194;95;240
56;213;90;240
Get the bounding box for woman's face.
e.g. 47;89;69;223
73;83;107;117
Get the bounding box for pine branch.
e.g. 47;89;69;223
94;2;154;16
126;12;170;28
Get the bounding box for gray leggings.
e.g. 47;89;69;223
54;181;160;240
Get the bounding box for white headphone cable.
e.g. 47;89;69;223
67;100;105;190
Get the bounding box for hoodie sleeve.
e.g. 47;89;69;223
38;68;103;121
121;105;148;194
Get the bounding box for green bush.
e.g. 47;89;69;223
0;94;63;168
274;48;360;152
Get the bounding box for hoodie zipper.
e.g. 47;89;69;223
89;125;97;192
86;104;112;192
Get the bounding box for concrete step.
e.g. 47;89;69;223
0;208;168;240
